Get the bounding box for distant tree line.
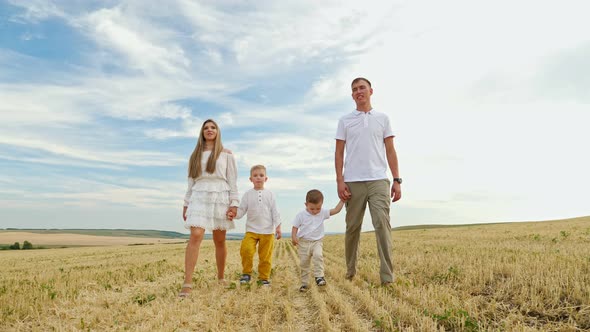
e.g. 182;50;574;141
2;241;33;250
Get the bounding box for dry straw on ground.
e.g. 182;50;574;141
1;216;588;331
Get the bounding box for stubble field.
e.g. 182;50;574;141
1;216;589;331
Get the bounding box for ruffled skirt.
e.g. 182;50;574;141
185;178;235;231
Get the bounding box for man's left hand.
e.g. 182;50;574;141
391;182;402;202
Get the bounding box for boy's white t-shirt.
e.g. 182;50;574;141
292;208;331;241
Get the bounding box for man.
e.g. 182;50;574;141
335;77;402;286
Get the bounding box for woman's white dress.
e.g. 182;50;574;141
183;151;239;231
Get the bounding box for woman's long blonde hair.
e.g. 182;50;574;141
188;119;224;179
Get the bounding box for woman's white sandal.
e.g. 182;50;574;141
178;283;192;298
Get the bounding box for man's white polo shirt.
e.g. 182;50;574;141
335;109;394;182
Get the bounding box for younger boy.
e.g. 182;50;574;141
234;165;281;286
291;189;345;292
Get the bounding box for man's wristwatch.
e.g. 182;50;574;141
393;178;403;184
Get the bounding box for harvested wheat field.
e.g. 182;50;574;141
1;216;589;331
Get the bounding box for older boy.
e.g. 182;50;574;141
291;189;345;292
234;165;281;286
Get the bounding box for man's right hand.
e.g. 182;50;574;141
337;181;352;201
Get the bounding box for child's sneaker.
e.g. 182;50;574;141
315;277;327;286
239;274;251;284
299;285;308;292
260;280;271;287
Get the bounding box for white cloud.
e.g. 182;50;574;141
7;0;66;23
0;135;184;167
231;133;333;172
0;153;126;170
0;84;93;125
305;74;352;107
0;173;184;210
20;32;44;41
79;7;191;77
178;0;397;75
2;0;589;231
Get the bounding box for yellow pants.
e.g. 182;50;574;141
240;232;275;280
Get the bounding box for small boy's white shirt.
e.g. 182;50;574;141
292;208;331;241
235;188;281;234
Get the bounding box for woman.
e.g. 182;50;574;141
179;119;238;297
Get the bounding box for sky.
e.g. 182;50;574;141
1;0;589;235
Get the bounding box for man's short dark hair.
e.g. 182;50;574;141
306;189;324;204
351;77;371;87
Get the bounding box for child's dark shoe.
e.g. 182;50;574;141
315;277;327;286
239;274;251;284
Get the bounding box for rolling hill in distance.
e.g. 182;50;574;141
2;216;588;244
